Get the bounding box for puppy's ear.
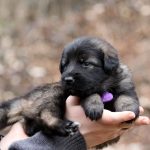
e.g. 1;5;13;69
59;58;63;74
102;46;119;74
59;52;67;74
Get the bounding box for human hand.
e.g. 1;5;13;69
0;96;150;150
65;96;150;148
0;122;28;150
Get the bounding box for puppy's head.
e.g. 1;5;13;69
60;37;119;96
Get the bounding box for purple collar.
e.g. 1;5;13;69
101;92;113;102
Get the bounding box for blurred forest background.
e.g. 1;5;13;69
0;0;150;149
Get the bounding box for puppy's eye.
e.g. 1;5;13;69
83;62;90;66
82;62;94;68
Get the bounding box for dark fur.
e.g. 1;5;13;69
0;37;139;148
0;82;79;136
60;37;139;148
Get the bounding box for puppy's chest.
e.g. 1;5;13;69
103;101;116;111
100;91;118;111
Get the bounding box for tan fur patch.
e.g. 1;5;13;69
40;110;58;127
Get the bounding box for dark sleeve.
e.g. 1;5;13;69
9;131;87;150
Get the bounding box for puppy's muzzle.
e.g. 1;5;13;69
63;76;75;85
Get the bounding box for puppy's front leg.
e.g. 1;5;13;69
81;94;104;121
114;94;139;120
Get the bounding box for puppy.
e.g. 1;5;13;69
0;37;139;148
60;37;139;148
0;82;78;136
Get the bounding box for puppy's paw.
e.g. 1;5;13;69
116;103;139;120
84;105;103;121
81;94;104;121
64;120;80;136
124;105;139;124
56;120;79;136
115;95;139;123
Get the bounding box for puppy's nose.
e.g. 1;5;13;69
64;76;75;84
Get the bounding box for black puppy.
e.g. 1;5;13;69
60;37;139;148
61;37;139;119
0;37;139;148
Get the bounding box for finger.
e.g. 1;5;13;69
139;106;144;115
134;116;150;126
101;110;136;125
0;123;28;150
120;116;150;130
66;96;80;107
8;122;28;138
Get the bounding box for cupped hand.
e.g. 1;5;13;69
65;96;150;148
0;96;150;150
0;122;28;150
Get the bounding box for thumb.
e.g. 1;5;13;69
66;96;80;107
101;110;136;125
0;123;28;150
10;122;28;138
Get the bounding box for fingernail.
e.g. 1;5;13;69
142;118;150;125
129;112;135;118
